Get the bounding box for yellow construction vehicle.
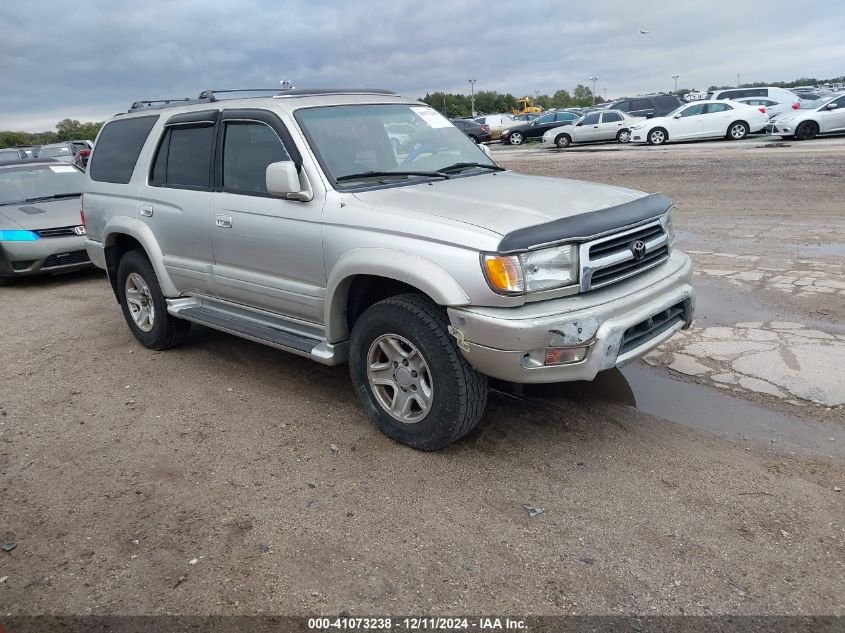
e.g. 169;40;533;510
512;97;543;115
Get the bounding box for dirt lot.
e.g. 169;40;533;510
1;139;844;617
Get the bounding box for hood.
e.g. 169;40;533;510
353;171;653;239
0;196;82;231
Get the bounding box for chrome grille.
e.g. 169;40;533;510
36;226;79;238
579;219;670;291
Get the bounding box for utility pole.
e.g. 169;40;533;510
604;87;607;101
672;75;679;93
468;79;477;117
737;73;741;88
589;76;598;105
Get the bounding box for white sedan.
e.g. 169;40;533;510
630;100;769;145
540;110;644;148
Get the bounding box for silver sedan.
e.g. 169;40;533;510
0;158;90;285
541;110;645;148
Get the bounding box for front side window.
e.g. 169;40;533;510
679;104;706;117
150;124;214;189
581;113;600;125
630;99;652;111
222;121;290;194
295;104;496;189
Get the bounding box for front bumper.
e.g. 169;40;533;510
448;251;694;383
0;234;91;278
766;122;793;135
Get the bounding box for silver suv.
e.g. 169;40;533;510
83;88;694;450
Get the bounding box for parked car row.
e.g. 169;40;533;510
0;140;94;169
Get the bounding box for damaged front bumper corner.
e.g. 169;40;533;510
447;251;694;384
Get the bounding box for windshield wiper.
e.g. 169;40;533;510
437;162;505;174
22;193;81;203
336;170;449;183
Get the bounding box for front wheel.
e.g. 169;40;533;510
508;132;524;145
616;129;631;143
349;294;487;450
794;122;818;141
647;128;667;145
468;134;479;144
116;250;190;350
555;133;571;148
727;121;749;140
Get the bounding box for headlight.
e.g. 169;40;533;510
663;210;676;247
0;229;40;241
482;244;577;294
631;122;648;130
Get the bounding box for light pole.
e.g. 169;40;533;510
672;75;679;93
589;76;598;105
737;73;741;88
468;79;477;117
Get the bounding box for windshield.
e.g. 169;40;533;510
802;95;837;109
0;164;84;205
665;104;688;118
295;104;497;187
38;145;72;158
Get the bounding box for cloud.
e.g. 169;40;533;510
1;0;843;131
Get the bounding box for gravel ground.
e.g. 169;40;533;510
1;139;844;617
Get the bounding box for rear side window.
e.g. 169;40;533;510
630;99;652;111
150;124;214;189
89;116;158;184
602;112;623;123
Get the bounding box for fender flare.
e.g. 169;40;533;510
102;217;179;297
324;248;471;343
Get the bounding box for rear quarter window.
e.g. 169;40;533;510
89;115;159;184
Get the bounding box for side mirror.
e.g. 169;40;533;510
673;114;682;119
826;102;838;109
266;161;312;201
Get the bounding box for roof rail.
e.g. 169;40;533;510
128;87;400;113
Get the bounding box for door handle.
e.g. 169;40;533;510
215;214;233;228
139;204;153;217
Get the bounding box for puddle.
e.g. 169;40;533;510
693;276;845;334
518;365;844;459
789;242;845;258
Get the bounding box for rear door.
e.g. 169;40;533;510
597;111;625;140
702;103;734;136
208;109;326;322
139;110;217;294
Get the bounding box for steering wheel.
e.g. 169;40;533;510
400;145;439;167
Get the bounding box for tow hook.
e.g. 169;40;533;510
447;325;471;352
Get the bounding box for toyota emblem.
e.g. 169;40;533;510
631;240;646;261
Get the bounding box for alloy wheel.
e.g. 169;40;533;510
125;272;155;332
366;334;433;423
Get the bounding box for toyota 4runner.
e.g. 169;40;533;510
83;88;694;450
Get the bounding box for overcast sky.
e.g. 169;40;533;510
2;0;843;131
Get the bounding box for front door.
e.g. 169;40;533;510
209;110;326;323
574;112;602;141
818;96;845;133
670;103;706;139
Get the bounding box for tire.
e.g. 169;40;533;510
508;131;524;145
616;129;631;143
349;293;487;450
726;121;749;140
116;249;190;350
555;133;571;148
647;127;667;145
0;276;14;287
794;121;818;141
468;134;479;144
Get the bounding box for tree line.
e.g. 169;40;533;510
707;75;845;91
0;119;103;149
420;85;601;118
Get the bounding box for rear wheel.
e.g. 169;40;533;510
555;133;571;148
116;250;190;350
647;127;667;145
616;129;631;143
508;132;524;145
727;121;749;140
349;294;487;450
794;121;818;141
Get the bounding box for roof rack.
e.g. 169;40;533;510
128;87;399;112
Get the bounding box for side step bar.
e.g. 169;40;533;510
167;298;347;366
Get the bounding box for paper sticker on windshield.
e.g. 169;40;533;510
411;107;452;129
49;165;77;173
